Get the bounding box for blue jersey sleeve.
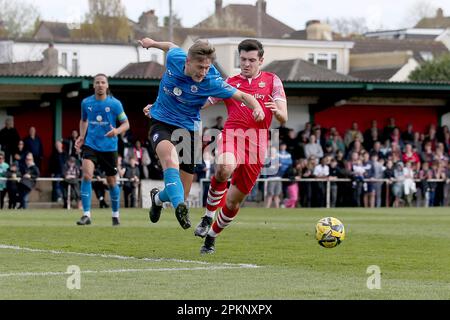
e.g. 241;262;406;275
207;78;237;99
167;47;186;69
113;99;128;123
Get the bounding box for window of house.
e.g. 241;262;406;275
331;54;337;71
316;53;329;68
72;52;78;75
307;52;338;70
61;52;67;69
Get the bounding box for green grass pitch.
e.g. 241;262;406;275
0;207;449;300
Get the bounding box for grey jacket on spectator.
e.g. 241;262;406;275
304;143;324;160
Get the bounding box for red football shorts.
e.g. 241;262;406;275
216;128;268;195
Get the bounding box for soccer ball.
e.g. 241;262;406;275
315;217;345;248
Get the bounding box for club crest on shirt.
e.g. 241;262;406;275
173;87;182;96
191;85;198;93
96;115;103;122
259;82;266;88
105;107;111;113
88;106;92;112
236;83;241;88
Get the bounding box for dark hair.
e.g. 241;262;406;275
238;39;264;58
93;73;111;96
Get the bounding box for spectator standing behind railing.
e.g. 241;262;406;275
13;140;26;173
23;127;44;171
63;130;81;161
49;140;67;203
351;157;366;207
393;162;405;208
304;135;323;160
0;151;9;209
63;156;81;209
283;160;302;208
370;153;385;208
124;140;150;179
383;159;395;207
328;158;342;208
266;147;282;209
0;117;20;165
18;153;40;209
6;162;20;209
403;161;416;207
300;157;315;208
123;156;140;208
313;156;330;207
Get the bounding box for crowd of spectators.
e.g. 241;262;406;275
2;115;450;209
194;117;450;209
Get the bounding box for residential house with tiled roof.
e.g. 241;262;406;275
195;0;294;39
349;38;449;81
263;58;355;81
415;8;450;29
182;37;354;79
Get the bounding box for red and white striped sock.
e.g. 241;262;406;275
205;176;228;218
208;205;239;237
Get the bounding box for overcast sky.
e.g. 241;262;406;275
25;0;450;31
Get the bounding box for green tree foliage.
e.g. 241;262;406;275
409;54;450;81
0;0;40;38
71;0;132;42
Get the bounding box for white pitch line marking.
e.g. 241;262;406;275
0;244;260;275
0;266;253;278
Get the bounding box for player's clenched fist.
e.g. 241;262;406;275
138;38;156;49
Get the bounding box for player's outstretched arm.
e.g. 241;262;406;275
231;91;265;122
138;37;178;52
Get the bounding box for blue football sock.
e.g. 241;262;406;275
162;168;184;208
109;185;120;214
158;188;170;203
80;180;92;213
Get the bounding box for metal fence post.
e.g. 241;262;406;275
326;179;331;209
67;184;71;210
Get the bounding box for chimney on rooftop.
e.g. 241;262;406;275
256;0;267;13
215;0;223;15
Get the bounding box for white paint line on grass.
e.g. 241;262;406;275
0;244;260;269
0;265;253;278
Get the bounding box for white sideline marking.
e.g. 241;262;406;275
0;244;260;278
0;266;252;278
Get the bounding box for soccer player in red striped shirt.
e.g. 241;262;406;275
195;39;288;254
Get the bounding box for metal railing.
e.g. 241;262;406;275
199;177;450;209
0;177;137;210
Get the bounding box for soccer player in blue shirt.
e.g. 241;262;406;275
75;74;130;226
138;37;265;230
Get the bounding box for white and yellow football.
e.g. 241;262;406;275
315;217;345;248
